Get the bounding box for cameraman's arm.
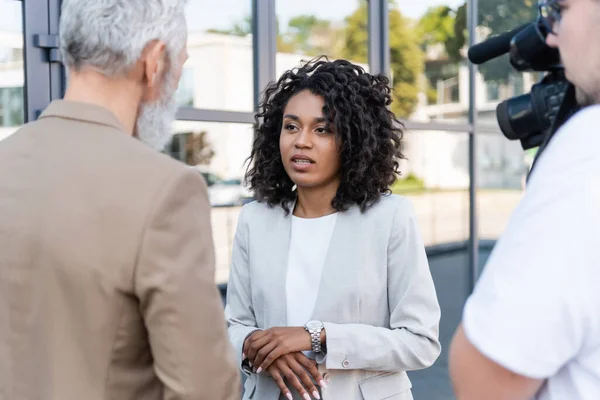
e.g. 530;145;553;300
450;325;543;400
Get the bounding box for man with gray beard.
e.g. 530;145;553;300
0;1;239;399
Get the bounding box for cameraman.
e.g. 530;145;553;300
449;0;600;399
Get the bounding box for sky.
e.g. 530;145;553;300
0;0;465;33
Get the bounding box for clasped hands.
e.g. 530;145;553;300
243;327;327;400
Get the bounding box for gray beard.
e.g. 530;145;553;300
136;71;178;151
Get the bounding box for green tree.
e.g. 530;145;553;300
342;3;424;118
453;0;538;82
416;4;467;64
479;0;538;35
447;3;467;62
418;6;456;55
281;15;331;55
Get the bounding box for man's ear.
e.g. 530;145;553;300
142;40;167;90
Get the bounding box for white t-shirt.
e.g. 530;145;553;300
286;213;338;335
463;105;600;400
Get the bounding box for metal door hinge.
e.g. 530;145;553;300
33;34;62;63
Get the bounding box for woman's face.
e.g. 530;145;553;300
279;90;341;190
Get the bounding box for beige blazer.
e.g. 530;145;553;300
225;195;441;400
0;101;239;400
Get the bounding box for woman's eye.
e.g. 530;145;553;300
316;127;329;134
284;124;298;131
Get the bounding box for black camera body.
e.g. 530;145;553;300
496;69;570;150
468;19;579;152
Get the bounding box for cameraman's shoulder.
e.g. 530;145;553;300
540;104;600;170
557;105;600;143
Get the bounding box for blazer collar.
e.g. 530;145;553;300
39;100;125;132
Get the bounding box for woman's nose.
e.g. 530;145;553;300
294;129;312;148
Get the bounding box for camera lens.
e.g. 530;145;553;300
497;93;542;141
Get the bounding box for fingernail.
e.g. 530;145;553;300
249;362;253;367
313;391;321;399
286;393;293;400
319;380;328;389
256;367;262;374
303;394;311;400
242;353;246;360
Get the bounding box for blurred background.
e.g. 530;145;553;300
0;0;542;397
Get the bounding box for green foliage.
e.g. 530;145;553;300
418;1;538;83
391;173;425;193
456;0;539;82
283;15;331;55
479;0;538;35
427;85;438;105
416;5;466;63
448;3;468;62
340;7;369;63
342;4;424;118
418;6;455;51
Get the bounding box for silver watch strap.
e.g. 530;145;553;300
310;328;322;353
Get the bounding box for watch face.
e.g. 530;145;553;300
306;321;323;330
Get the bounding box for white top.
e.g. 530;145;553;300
286;213;338;332
463;105;600;400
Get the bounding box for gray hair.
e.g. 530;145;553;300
59;0;188;76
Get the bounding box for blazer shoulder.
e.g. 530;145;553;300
371;194;415;216
240;200;285;221
98;131;210;193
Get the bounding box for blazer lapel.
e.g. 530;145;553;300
265;199;296;328
311;205;359;323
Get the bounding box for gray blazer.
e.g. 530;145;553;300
225;194;441;400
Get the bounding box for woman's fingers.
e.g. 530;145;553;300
295;353;326;389
259;344;287;372
288;355;321;399
279;360;315;400
245;331;272;364
268;366;294;400
253;341;278;373
243;330;266;360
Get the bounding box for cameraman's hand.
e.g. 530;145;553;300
266;353;323;400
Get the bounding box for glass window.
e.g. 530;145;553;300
395;0;469;123
398;129;525;398
175;67;195;107
0;87;24;127
166;121;254;284
486;80;500;101
0;0;24;141
475;0;535;240
475;0;539;129
275;0;368;76
476;129;526;239
397;129;470;246
183;1;253;112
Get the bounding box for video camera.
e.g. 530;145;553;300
467;12;579;151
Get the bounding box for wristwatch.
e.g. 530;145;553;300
304;320;324;353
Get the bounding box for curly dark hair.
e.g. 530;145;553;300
245;56;404;214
